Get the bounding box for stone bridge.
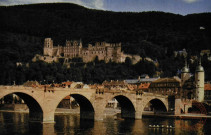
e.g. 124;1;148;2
0;85;169;123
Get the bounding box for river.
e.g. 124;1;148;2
0;112;210;135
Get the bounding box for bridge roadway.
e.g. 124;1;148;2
0;85;169;123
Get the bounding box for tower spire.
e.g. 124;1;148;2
195;55;204;72
181;57;189;73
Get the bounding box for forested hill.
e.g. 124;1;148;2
0;3;211;84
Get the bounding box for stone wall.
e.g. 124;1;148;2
42;38;125;63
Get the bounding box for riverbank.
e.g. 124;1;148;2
0;107;121;115
1;108;211;119
142;111;211;120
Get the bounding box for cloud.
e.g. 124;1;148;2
0;0;105;10
77;0;105;10
182;0;201;3
94;0;104;9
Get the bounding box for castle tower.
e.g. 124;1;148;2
115;43;122;62
43;38;53;56
195;57;204;102
181;58;190;86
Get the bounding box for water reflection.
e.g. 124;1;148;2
0;112;210;135
43;123;55;135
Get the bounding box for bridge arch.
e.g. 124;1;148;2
0;92;43;122
143;98;168;113
104;95;136;119
55;93;95;120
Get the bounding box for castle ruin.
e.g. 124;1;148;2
33;38;141;64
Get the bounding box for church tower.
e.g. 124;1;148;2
181;58;190;86
43;38;53;56
195;57;205;102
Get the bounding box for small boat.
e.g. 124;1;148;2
148;124;175;129
166;125;175;129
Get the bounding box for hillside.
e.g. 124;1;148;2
0;3;211;84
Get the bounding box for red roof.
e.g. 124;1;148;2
62;81;72;85
205;83;211;91
53;84;60;87
138;83;150;89
63;96;70;100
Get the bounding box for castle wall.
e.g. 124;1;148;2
43;48;53;56
64;40;82;58
41;38;128;63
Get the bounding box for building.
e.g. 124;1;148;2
148;77;182;97
33;38;142;64
125;75;159;92
102;80;129;91
204;83;211;103
57;96;71;109
125;75;159;85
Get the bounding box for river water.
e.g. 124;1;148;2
0;112;210;135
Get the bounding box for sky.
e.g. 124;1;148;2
0;0;210;15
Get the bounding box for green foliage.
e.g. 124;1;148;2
0;59;158;85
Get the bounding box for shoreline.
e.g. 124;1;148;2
142;113;211;120
1;109;211;119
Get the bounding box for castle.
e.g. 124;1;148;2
33;38;141;64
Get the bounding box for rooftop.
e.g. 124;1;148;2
125;78;159;84
205;83;211;91
138;83;150;89
152;77;181;83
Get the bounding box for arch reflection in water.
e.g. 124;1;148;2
0;92;43;122
0;112;209;135
43;123;55;135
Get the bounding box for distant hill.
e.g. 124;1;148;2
0;3;211;84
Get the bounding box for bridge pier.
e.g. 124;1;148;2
43;123;55;135
175;99;181;115
135;111;142;119
135;99;143;119
94;106;105;121
42;110;55;123
94;112;104;121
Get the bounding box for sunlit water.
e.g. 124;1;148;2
0;112;210;135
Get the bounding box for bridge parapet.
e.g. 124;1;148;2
142;92;168;98
0;85;44;91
